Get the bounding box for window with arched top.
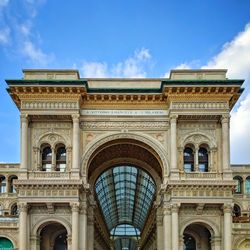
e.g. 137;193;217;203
0;205;3;216
56;146;66;172
183;147;194;172
198;147;208;172
233;204;241;217
233;176;243;194
9;176;17;193
41;146;52;172
0;176;6;193
10;203;19;216
246;177;250;195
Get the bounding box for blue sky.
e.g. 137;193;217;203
0;0;250;163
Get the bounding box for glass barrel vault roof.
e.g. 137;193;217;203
95;165;156;248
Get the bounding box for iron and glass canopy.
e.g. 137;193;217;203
95;165;156;249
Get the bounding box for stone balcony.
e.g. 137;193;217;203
0;217;18;228
27;171;72;180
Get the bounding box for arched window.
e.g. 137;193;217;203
233;204;241;217
0;176;6;193
245;177;250;195
41;146;52;172
10;203;18;216
0;205;3;216
233;176;243;194
183;147;194;172
9;176;17;193
198;147;208;172
56;146;66;172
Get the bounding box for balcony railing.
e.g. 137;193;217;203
27;171;71;179
233;216;250;223
180;172;223;180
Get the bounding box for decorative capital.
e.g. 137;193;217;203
71;202;80;212
223;203;232;213
20;114;29;123
71;114;80;123
170;115;178;123
18;202;28;212
221;114;230;124
163;203;172;215
79;202;87;215
171;203;180;213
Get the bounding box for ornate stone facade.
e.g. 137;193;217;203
0;69;249;249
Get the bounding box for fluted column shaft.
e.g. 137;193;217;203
221;115;230;171
170;115;177;170
19;203;28;250
171;204;179;250
224;204;232;250
71;202;79;250
163;204;172;250
72;114;80;170
20;114;28;170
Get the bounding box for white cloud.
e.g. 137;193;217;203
22;41;53;66
202;24;250;163
203;24;250;79
230;94;250;163
0;0;53;66
0;27;10;44
82;62;108;78
81;48;151;78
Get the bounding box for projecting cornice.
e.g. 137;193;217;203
5;69;245;110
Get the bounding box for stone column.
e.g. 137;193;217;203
221;115;230;171
156;210;163;250
72;114;80;178
172;203;179;250
51;147;56;171
163;204;172;250
223;204;232;250
71;202;79;250
20;114;28;177
19;203;28;250
79;202;87;250
170;115;178;178
195;146;199;171
87;205;95;250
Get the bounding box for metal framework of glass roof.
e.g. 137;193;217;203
95;165;156;249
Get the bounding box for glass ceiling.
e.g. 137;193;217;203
95;165;156;249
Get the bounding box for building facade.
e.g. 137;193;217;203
0;69;249;250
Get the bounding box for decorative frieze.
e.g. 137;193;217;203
21;101;79;110
81;121;169;130
171;101;228;110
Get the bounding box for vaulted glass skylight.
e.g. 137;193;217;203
95;165;156;249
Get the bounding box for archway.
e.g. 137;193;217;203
183;223;212;250
0;237;14;249
39;222;67;250
87;138;163;249
237;239;250;250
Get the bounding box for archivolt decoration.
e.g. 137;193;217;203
180;132;217;149
81;132;170;179
36;132;70;148
31;216;72;236
180;218;219;237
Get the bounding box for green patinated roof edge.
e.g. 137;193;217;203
5;79;245;94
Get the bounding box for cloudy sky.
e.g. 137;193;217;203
0;0;250;164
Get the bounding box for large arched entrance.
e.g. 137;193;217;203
0;237;14;249
183;223;212;250
87;138;163;249
39;222;68;250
